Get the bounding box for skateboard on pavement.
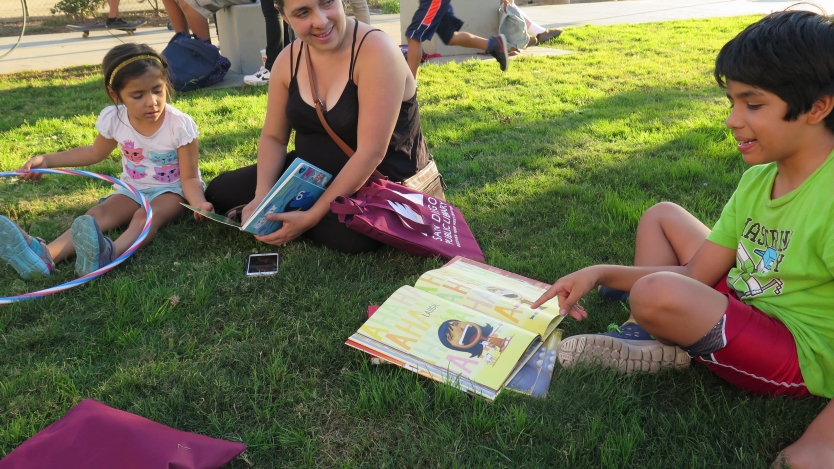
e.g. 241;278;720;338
67;20;147;38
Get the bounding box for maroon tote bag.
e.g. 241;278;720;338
330;177;485;261
0;399;246;469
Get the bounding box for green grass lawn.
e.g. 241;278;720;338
0;16;827;468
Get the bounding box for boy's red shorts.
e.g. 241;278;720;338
694;277;808;397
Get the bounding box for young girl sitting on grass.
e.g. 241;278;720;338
0;43;213;279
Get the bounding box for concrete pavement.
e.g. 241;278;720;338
1;0;833;77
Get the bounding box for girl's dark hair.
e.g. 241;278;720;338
102;43;172;103
714;9;834;132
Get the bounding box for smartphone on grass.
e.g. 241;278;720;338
246;253;280;276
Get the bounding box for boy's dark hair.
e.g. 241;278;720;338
714;10;834;132
102;43;172;103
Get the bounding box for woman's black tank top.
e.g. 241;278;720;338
286;20;429;182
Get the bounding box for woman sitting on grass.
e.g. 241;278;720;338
204;0;432;254
0;43;213;279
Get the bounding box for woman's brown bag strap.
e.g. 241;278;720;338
304;43;386;180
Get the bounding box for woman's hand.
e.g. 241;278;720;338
253;210;317;246
191;202;215;222
19;156;48;181
531;266;600;320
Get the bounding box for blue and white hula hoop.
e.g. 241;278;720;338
0;169;153;304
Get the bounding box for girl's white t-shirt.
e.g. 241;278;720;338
96;104;201;191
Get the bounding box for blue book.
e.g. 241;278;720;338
183;158;332;236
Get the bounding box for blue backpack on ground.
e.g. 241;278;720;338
162;32;230;92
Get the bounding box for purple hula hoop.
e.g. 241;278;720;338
0;169;153;304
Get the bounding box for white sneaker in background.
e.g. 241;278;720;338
244;66;270;86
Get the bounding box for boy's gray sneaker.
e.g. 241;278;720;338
0;216;55;279
487;34;509;71
557;322;690;373
71;215;116;277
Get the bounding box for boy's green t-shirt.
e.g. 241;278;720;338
707;153;834;398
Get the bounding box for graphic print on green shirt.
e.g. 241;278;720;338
727;217;792;298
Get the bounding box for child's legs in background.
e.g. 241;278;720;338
179;0;210;41
107;0;120;18
47;194;138;263
447;31;488;50
351;0;371;25
406;38;423;78
404;0;456;78
633;201;710;267
111;192;186;255
162;0;210;41
162;0;189;34
261;0;291;70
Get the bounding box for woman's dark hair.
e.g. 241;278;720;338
714;9;834;132
274;0;346;15
102;43;172;103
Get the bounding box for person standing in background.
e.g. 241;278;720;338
244;0;371;86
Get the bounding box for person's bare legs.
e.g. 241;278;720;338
350;0;371;25
633;201;710;267
47;194;138;264
406;37;423;79
179;0;211;41
627;204;725;346
447;31;488;50
161;0;210;41
631;273;728;346
111;192;186;255
557;202;715;371
162;0;190;33
107;0;120;18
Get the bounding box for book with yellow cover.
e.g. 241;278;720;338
346;257;564;401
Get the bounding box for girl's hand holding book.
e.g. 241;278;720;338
191;202;215;222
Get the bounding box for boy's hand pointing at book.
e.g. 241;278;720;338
532;267;598;320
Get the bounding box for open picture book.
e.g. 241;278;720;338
347;257;565;401
182;158;332;236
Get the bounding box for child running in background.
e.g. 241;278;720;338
405;0;509;78
531;11;834;469
0;43;213;279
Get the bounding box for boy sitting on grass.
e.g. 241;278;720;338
531;11;834;469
